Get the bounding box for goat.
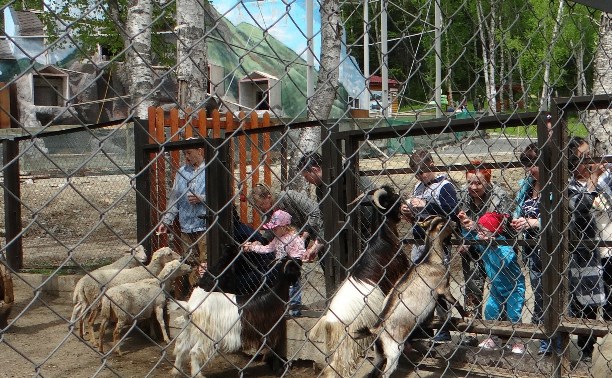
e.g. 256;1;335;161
198;243;276;296
71;245;148;339
98;260;191;355
309;185;410;377
355;215;468;378
73;247;179;345
172;258;301;377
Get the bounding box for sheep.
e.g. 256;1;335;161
71;245;148;339
98;260;192;355
355;215;468;378
72;246;180;344
309;185;410;377
171;257;301;378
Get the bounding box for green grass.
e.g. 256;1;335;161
496;116;589;138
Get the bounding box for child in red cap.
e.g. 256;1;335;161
475;212;526;353
242;209;305;316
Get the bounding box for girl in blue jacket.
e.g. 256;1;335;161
475;212;526;354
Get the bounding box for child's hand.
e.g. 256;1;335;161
242;242;252;251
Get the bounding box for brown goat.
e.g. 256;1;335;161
355;215;468;378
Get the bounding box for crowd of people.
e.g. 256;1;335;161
156;136;612;361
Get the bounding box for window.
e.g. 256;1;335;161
255;90;269;110
33;76;65;106
348;96;360;109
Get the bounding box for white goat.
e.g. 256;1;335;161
73;247;180;344
172;258;301;378
309;186;409;377
71;245;147;339
98;260;192;355
355;216;467;378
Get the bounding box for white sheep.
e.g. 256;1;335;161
71;245;147;339
72;246;180;344
172;258;302;378
98;260;192;355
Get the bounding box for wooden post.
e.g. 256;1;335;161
539;108;569;376
134;117;152;256
205;139;232;265
2;83;22;270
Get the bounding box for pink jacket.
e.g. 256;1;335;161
248;232;306;260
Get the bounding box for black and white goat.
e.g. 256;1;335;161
355;215;468;378
172;258;301;377
309;185;410;377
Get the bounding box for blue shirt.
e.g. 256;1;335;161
162;163;206;233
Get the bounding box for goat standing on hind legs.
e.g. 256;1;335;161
355;216;468;378
308;186;410;377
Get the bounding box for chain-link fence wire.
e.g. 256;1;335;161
1;0;612;376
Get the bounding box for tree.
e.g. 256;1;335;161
288;0;342;190
587;12;612;156
176;0;208;112
126;0;157;119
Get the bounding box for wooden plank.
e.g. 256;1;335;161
262;113;272;187
0;83;10;129
225;111;235;202
155;108;168;249
198;109;207;138
238;112;248;223
184;108;193;139
212;109;221;138
250;112;261;227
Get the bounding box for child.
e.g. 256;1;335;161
475;212;526;354
242;209;306;316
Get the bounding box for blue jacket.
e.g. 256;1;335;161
162;163;207;233
475;235;525;298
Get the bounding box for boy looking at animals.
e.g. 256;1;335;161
242;209;305;316
474;212;526;354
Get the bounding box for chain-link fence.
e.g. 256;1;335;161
2;0;612;377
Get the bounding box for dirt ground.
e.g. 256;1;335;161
0;276;321;378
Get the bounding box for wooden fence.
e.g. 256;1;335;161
146;107;276;250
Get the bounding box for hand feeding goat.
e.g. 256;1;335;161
98;260;192;355
309;185;410;377
171;258;301;378
71;245;147;340
72;247;180;345
355;215;468;378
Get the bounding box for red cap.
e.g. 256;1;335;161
477;212;508;234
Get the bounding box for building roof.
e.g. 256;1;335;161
14;10;44;37
0;39;16;60
369;75;401;87
239;70;279;82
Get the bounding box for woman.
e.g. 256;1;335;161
567;137;605;362
457;160;511;346
510;143;549;354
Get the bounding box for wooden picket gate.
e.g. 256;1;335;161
145;107;277;251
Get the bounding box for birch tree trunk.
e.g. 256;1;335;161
539;1;564;112
476;1;494;115
587;12;612;155
176;0;208;112
288;0;341;190
126;0;156;119
486;2;497;114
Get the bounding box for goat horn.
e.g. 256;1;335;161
372;188;388;210
348;192;367;207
